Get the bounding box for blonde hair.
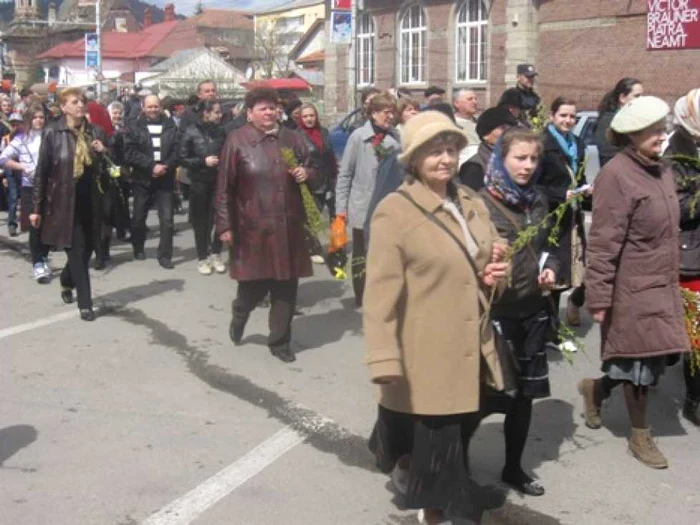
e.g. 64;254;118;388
59;87;86;105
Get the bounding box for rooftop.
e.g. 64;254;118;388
188;8;254;30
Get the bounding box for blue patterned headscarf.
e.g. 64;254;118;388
484;138;540;208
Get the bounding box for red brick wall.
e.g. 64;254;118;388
537;3;699;111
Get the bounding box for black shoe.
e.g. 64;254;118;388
134;251;146;261
61;288;74;304
501;469;545;497
8;224;18;237
158;258;174;269
683;399;700;426
80;309;96;321
94;260;106;270
271;347;296;363
229;320;245;346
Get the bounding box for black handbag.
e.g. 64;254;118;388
396;190;520;394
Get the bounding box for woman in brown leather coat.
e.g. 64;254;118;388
215;87;317;363
31;87;108;321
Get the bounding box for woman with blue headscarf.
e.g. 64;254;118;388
479;127;559;497
539;97;589;331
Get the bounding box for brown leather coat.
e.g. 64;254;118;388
215;124;318;281
33;117;107;249
586;149;689;361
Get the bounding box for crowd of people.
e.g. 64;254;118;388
0;64;699;524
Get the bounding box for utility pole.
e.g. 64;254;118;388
96;0;102;98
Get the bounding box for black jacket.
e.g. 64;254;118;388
538;127;587;286
666;126;700;277
459;142;493;191
480;189;559;319
298;126;337;195
178;120;226;184
124;115;179;188
593;110;617;168
123;95;142;125
225;113;247;135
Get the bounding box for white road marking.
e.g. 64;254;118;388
142;427;305;525
0;311;77;340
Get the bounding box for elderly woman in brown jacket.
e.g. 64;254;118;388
364;111;508;525
215;87;316;364
579;96;689;470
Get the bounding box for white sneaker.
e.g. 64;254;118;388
197;260;213;275
33;262;49;283
311;254;325;264
209;253;226;273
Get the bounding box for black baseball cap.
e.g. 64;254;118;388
516;64;538;77
424;85;446;98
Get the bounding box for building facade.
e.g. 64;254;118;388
324;0;700;123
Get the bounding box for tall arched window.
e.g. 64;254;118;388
399;4;426;84
356;13;375;86
456;0;488;82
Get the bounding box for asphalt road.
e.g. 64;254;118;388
0;209;698;525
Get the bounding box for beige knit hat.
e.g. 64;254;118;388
611;96;669;134
398;111;468;165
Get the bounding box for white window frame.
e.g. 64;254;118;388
356;13;375;87
398;4;427;85
455;0;488;83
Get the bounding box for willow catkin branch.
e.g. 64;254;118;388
280;147;327;237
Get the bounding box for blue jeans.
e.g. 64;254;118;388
5;170;19;228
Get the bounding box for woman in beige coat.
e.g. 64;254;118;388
579;96;690;469
364;111;508;525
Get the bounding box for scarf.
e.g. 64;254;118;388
547;123;578;174
70;121;92;179
675;88;700;139
484;139;539;208
298;118;324;151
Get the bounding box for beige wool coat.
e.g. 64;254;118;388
364;179;505;416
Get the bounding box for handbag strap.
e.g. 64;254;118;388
396;190;490;312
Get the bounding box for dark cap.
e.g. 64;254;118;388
497;88;524;110
516;64;538;77
422;102;456;124
476;107;518;139
424;85;446;98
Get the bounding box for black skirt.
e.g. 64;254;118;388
494;308;551;399
369;405;481;516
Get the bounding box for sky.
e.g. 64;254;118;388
149;0;292;16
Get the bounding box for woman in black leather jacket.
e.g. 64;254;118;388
667;88;700;426
178;99;226;275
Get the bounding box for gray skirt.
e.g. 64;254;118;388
601;357;667;386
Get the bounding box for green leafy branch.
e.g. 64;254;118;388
280;147;327;237
681;288;700;376
670;155;700;219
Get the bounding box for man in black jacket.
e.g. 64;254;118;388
124;95;179;268
179;80;218;133
499;64;542;127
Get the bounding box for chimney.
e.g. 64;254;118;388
164;3;175;22
143;7;152;27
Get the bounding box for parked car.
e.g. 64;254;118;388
329;108;363;161
573;110;601;186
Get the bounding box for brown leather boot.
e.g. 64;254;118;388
577;379;602;429
628;428;668;469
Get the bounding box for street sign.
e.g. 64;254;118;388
85;33;100;70
332;0;351;10
647;0;700;50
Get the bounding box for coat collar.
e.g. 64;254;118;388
401;178;474;214
624;147;664;177
358;119;399;143
54;116;91;133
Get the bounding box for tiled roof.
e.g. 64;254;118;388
241;78;311;91
37;20;201;60
189;9;253;30
254;0;324;15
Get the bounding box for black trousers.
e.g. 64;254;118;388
351;228;366;307
61;208;94;310
131;183;174;261
232;279;298;352
189;179;222;261
21;189;49;265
